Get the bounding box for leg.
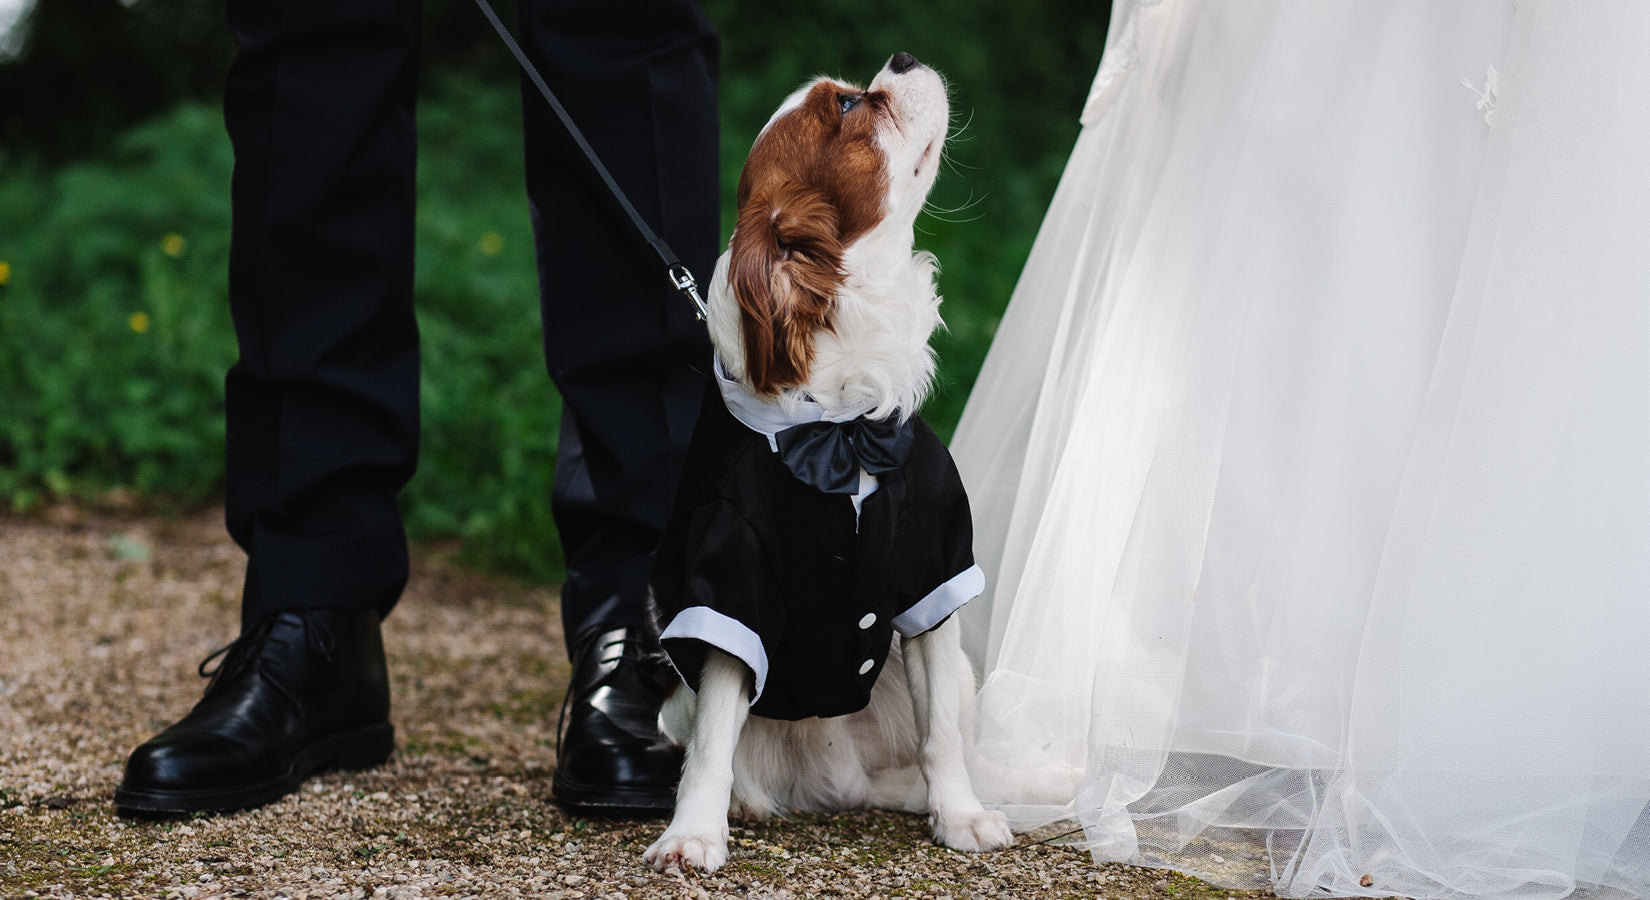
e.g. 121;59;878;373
516;0;719;814
224;0;423;627
116;0;417;815
903;619;1014;851
520;0;719;646
645;650;749;873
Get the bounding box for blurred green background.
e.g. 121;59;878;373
0;0;1109;581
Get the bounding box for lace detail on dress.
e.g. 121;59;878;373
1082;9;1141;125
1460;65;1503;125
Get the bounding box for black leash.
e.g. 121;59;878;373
472;0;709;321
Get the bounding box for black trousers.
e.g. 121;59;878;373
222;0;718;648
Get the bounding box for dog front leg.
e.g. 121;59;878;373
644;650;750;873
904;619;1013;852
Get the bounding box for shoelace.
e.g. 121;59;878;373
555;630;649;759
197;611;337;709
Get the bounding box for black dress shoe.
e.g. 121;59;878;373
552;626;683;816
115;607;394;815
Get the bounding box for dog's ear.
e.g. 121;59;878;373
728;183;845;394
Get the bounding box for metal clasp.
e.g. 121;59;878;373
668;264;709;322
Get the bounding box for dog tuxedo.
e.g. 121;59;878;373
651;367;984;721
643;58;1015;873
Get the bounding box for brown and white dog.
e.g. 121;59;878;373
643;52;1012;874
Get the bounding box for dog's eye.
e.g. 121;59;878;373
838;93;862;115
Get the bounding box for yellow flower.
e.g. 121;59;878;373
160;233;188;258
479;232;505;256
129;311;150;334
0;260;10;285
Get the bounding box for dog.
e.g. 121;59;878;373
642;52;1013;874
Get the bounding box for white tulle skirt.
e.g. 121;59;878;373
952;2;1650;897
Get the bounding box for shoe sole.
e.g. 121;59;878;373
114;722;395;815
551;771;675;819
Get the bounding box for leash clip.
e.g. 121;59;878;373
669;264;710;322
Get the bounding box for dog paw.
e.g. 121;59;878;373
643;830;730;874
933;808;1014;853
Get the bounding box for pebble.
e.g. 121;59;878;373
0;510;1275;900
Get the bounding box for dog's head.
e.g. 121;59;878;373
710;52;950;419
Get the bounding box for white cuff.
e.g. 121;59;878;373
892;564;985;637
660;605;771;704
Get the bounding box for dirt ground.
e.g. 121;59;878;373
0;506;1273;900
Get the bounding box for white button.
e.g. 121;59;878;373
858;659;875;675
858;613;876;629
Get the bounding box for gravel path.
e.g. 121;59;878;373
0;507;1273;900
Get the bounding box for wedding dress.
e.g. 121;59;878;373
952;2;1650;897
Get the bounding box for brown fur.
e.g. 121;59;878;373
730;81;892;394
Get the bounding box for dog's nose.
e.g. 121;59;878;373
888;52;920;74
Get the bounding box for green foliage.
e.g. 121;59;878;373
0;104;235;511
0;77;567;579
0;3;1111;581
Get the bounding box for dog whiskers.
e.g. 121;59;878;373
922;190;985;224
941;150;979;176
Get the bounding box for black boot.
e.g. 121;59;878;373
115;608;394;814
552;626;684;816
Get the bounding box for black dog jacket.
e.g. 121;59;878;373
651;372;983;721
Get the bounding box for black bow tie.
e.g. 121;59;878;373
774;416;916;494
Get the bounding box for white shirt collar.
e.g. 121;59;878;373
713;358;882;524
714;358;874;446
